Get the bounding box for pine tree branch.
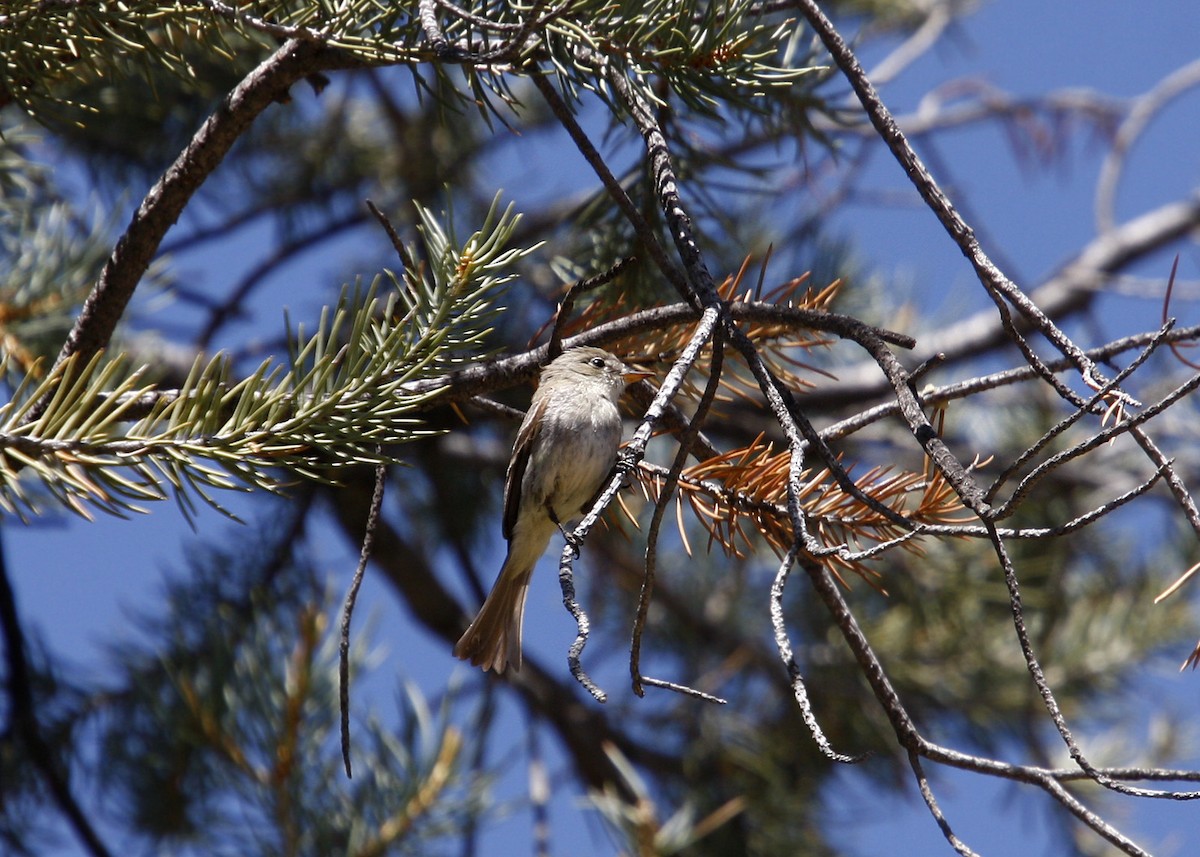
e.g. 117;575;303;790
0;196;534;518
27;37;365;423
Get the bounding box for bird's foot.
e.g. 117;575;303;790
547;506;582;556
616;447;641;473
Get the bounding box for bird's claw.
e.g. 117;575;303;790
548;505;582;556
616;447;641;472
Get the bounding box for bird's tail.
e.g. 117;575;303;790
453;555;534;674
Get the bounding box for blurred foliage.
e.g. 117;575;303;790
64;501;480;856
0;121;122;375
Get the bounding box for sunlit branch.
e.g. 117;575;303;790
631;329;725;700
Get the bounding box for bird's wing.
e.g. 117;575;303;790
502;394;548;542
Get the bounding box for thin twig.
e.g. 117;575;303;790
529;68;695;305
557;537;606;702
771;538;870;764
638;677;727;704
920;739;1166;856
547;256;637;360
820;322;1200;442
631;330;724;698
198;0;332;40
340;459;388;777
602;58;722;308
987;521;1200;801
908;749;980;857
993;367;1200;519
986;319;1171;504
800;553;922;748
792;0;1122;398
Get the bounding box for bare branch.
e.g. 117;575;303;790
557;306;723;697
339;459;388;778
631;328;725;698
1096;56;1200;232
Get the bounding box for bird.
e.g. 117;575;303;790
453;347;648;673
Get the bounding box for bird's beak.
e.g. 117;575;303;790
623;368;655;384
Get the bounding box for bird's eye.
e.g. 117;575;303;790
590;356;606;368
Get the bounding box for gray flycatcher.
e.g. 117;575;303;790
453;347;648;673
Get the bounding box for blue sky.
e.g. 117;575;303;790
7;2;1200;855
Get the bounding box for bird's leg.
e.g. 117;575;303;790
546;504;581;556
